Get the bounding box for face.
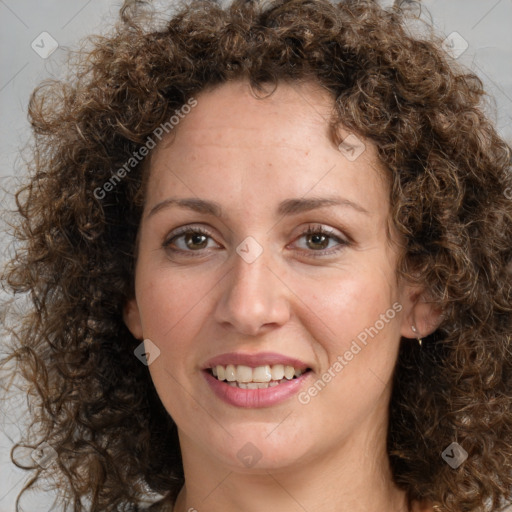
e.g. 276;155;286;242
124;79;437;474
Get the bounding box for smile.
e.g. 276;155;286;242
204;364;313;408
209;364;308;389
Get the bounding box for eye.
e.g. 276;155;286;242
163;226;220;256
292;224;350;257
162;223;350;259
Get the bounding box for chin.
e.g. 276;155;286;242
201;423;314;471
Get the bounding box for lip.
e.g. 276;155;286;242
203;369;312;408
202;351;311;371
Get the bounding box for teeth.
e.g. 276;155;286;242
225;364;236;382
211;363;307;386
224;379;292;389
284;365;295;379
271;364;285;380
252;365;272;382
235;365;253;383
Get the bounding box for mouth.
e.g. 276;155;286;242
206;364;312;389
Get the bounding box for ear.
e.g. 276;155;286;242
399;284;444;340
123;297;144;340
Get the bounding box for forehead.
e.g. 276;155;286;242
146;79;390;219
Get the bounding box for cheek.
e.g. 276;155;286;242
135;267;217;373
296;269;397;348
136;267;207;331
299;273;401;413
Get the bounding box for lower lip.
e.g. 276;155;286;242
203;370;311;408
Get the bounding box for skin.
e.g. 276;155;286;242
124;79;441;512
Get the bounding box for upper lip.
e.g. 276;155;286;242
202;352;311;371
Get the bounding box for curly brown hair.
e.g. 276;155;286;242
2;0;512;510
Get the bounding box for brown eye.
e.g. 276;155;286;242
305;232;330;250
163;227;220;254
181;232;209;250
293;224;350;257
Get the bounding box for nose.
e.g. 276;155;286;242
213;245;291;337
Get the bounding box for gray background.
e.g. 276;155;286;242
1;0;511;510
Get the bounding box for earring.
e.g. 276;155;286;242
411;325;423;347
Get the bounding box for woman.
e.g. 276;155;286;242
2;0;512;510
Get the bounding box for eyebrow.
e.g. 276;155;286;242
147;195;370;219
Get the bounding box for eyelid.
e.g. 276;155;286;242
163;224;221;255
162;222;351;257
289;223;350;256
163;224;218;245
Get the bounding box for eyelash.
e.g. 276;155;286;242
163;224;350;259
